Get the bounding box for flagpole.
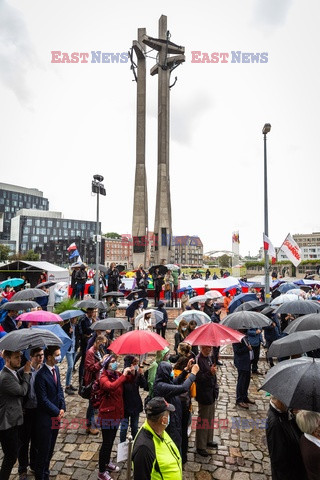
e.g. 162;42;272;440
263;123;271;303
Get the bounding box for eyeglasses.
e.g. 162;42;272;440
34;354;44;358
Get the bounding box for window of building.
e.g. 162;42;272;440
26;219;32;226
23;227;30;234
44;236;48;243
31;236;39;242
47;220;53;227
35;219;40;227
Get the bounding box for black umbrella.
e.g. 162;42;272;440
0;327;62;351
234;300;268;313
148;265;168;275
260;305;276;317
268;331;320;357
222;311;271;330
92;318;131;331
35;281;57;289
102;291;125;298
126;290;147;301
125;298;148;318
0;301;39;311
11;289;49;301
284;313;320;334
74;299;106;310
275;300;320;316
276;282;299;294
116;264;125;273
259;357;320;412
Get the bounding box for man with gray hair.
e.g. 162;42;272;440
266;396;307;480
296;410;320;480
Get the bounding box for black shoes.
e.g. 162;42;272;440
65;387;75;395
207;442;218;448
196;449;209;457
216;361;223;366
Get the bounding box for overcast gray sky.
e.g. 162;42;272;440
1;0;319;257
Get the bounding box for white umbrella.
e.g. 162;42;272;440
174;310;211;326
134;309;163;328
165;264;180;271
189;295;207;305
286;289;307;298
205;290;223;300
271;294;304;306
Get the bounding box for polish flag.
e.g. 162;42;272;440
279;233;301;267
263;234;276;264
67;243;77;252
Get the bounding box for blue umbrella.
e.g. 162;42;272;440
125;298;148;318
177;286;193;293
228;293;258;313
276;282;299;294
32;324;72;360
59;310;84;321
223;284;241;293
0;278;24;288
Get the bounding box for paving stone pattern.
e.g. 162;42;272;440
5;314;272;479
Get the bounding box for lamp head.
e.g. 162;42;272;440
262;123;271;135
93;174;104;182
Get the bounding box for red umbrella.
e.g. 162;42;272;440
184;322;244;347
109;330;169;355
16;311;62;323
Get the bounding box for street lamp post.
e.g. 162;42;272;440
263;123;271;303
92;174;106;300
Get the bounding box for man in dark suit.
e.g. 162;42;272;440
232;332;254;409
18;347;44;479
34;345;66;480
0;350;31;480
1;309;21;333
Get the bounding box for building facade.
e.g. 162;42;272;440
10;209;102;266
0;183;49;242
172;236;203;267
104;234;133;269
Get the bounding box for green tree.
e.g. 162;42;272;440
219;254;231;268
104;232;121;239
0;244;11;262
10;250;40;261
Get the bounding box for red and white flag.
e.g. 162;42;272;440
279;233;301;267
67;242;77;252
263;234;276;264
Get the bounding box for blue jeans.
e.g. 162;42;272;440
65;351;75;387
86;400;96;428
120;413;139;443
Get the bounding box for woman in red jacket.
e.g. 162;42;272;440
97;354;134;480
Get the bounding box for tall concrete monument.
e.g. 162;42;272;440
131;15;185;267
131;28;148;268
143;15;185;264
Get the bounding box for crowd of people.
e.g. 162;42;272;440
0;266;320;480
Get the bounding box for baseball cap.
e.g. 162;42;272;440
145;397;175;416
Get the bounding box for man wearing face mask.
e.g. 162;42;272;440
34;346;66;480
132;397;182;480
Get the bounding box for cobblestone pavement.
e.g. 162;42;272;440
5;320;272;480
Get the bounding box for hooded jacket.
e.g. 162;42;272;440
147;347;170;396
153;361;196;449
